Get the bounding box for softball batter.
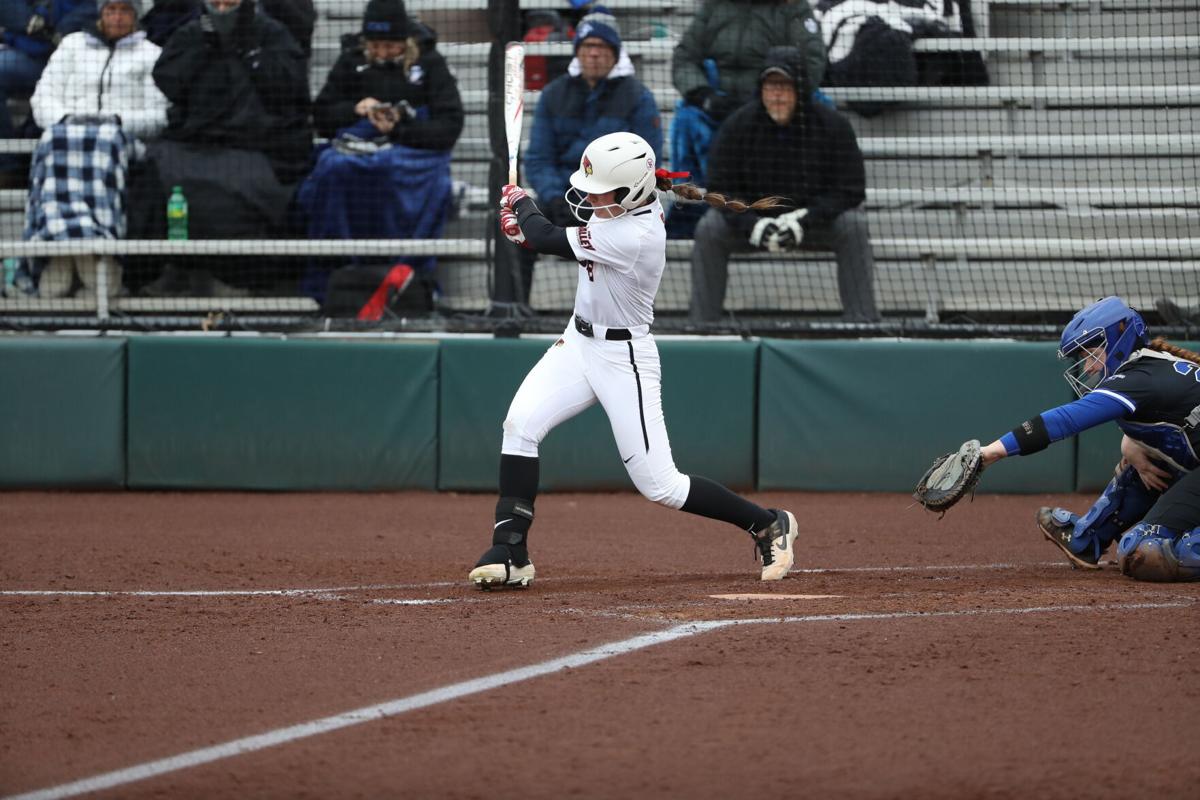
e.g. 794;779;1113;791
469;131;797;589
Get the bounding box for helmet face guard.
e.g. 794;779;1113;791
1057;297;1148;398
1060;328;1109;398
564;186;623;223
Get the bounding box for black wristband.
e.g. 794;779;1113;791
1011;415;1051;455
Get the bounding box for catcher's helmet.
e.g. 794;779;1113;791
1059;296;1148;397
566;132;657;221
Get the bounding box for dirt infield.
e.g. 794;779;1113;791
2;490;1198;799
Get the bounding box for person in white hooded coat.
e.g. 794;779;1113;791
31;0;167;141
24;0;168;300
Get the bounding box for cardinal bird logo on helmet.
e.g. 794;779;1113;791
583;155;593;176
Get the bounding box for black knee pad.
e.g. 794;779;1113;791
492;496;535;546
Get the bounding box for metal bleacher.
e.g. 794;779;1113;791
1;0;1197;327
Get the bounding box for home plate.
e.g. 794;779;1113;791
710;593;843;601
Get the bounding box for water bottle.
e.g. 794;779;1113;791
166;185;188;241
2;258;16;289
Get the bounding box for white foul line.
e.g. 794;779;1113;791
790;561;1069;574
5;598;1194;800
0;583;458;598
0;563;1069;600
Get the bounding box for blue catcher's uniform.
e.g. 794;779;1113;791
1000;348;1200;581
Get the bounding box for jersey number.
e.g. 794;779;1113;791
580;259;595;282
1174;362;1200;382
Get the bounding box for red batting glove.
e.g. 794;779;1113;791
499;184;529;212
500;208;529;248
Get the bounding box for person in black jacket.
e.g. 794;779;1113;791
141;0;314;57
296;0;463;299
128;0;312;296
153;0;310;183
311;0;462;151
690;45;878;324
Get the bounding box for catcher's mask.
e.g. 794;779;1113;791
565;132;657;222
1059;296;1148;398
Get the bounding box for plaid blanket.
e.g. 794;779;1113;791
25;121;131;241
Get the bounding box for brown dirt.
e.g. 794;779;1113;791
2;491;1197;799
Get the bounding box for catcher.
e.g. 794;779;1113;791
915;296;1200;583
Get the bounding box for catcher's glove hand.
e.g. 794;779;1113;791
914;439;984;515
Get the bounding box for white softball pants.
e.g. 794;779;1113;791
501;322;691;509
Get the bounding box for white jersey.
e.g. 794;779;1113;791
565;198;666;328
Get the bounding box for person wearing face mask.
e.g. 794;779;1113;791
20;0;168;300
138;0;314;58
124;0;311;296
296;0;462;300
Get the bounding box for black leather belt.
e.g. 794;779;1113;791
574;315;632;341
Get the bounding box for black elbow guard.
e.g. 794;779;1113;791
1011;415;1051;455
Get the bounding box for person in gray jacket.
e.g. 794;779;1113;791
667;0;826;237
673;0;826;119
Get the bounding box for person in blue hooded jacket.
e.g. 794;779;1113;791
0;0;97;180
525;14;661;230
511;12;661;308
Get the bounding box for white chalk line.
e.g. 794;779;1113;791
0;582;458;598
790;561;1070;574
5;597;1195;800
0;561;1074;600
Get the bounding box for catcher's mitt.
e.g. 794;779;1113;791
914;439;984;515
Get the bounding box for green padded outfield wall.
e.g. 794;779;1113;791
0;337;126;487
127;337;438;490
758;339;1074;492
439;338;758;491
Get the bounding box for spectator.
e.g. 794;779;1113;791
25;0;168;298
0;0;97;185
127;0;311;296
140;0;314;57
668;0;826;237
690;45;879;324
498;9;661;310
299;0;462;297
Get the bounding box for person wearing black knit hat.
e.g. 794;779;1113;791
362;0;408;42
300;0;463;284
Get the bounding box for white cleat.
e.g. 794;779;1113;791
753;510;799;581
469;561;536;590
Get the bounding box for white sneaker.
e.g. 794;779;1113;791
752;510;798;581
469;560;536;590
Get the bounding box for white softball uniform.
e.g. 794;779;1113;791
501;198;692;509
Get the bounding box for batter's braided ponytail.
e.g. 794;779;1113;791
1147;336;1200;366
654;171;788;214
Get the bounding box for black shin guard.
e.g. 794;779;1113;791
492;496;535;565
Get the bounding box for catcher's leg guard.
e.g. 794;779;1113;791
1117;524;1200;582
1056;466;1163;562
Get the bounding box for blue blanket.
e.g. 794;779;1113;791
297;127;453;277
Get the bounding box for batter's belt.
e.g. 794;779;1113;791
574;314;650;341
